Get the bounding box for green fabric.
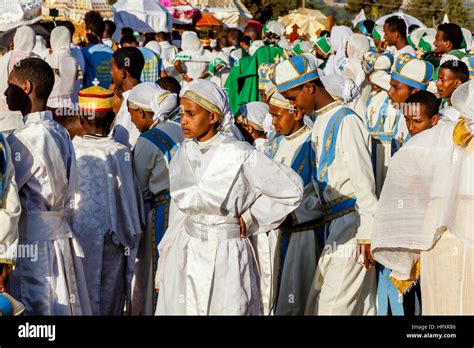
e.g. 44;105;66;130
447;49;468;59
407;35;416;50
225;45;284;115
372;27;381;41
316;35;331;55
423;53;440;70
418;37;432;53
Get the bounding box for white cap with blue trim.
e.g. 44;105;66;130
390;53;434;91
273;53;319;93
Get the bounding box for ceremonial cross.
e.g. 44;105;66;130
92;78;100;87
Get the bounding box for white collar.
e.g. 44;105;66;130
23;110;53;124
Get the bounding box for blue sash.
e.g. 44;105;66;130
140;127;179;163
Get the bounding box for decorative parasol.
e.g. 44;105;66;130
0;0;42;32
196;12;221;28
375;11;427;29
278;8;327;42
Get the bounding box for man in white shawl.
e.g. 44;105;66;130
5;58;91;315
0;133;21;294
71;84;144;315
371;79;474;315
127;82;184;315
46;26;79;111
173;31;213;87
0;26;37;112
155;79;304;315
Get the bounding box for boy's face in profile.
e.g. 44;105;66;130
436;68;462;99
403;103;439;137
4;72;30;112
389;79;416;107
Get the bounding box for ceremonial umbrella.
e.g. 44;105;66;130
278;8;327;41
375;11;426;29
0;0;42;32
196;12;222;28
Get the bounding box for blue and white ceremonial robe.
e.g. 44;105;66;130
132;119;184;315
270;126;322;315
305;101;378;315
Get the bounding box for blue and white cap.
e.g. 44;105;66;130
391;53;434;91
273;53;319;93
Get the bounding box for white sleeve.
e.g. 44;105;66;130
241;150;304;236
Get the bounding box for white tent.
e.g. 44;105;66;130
186;0;252;31
0;0;42;32
112;0;173;37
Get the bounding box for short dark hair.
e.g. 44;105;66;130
120;34;138;47
84;10;105;37
57;20;75;36
439;59;469;83
227;28;243;43
112;47;144;80
104;20;116;36
385;16;407;39
361;20;375;35
437;23;463;50
121;27;134;37
11;58;55;101
405;91;440;119
87;110;115;130
408;24;420;33
319;30;330;38
157;76;181;96
156;32;168;41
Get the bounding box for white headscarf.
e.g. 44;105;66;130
346;34;370;62
181;31;202;53
47;26;73;69
249;40;264;56
181;79;242;139
128;82;178;122
145;41;162;56
323;26;353;77
239;102;269;131
0;26;37;111
32;35;49;59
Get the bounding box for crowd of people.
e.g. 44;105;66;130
0;9;473;316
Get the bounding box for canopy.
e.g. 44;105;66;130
42;0;112;22
0;0;42;32
375;11;426;30
279;8;327;41
186;0;252;31
112;0;173;37
159;0;198;25
196;12;222;27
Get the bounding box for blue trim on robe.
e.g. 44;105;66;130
377;263;405;315
140;127;179;163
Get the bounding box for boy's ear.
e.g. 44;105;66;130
431;114;440;126
304;82;316;95
209;111;220;125
139;109;146;119
23;80;33;95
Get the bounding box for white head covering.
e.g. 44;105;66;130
249;40;264;56
145;41;162;56
181;79;234;132
47;26;72;69
273;53;319;93
330;26;353;53
370;70;391;91
264;20;286;37
128;82;178;122
320;74;345;99
461;28;472;52
32;35;48;59
346;34;370;61
238;102;269;131
14;26;36;54
181;31;203;53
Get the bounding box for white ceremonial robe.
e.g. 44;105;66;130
272;126;322;316
365;90;391;197
155;132;304;315
112;90;141;150
158;41;179;78
131;120;184;315
8;111;91;315
0;112;23;137
0;136;21;268
305;101;377;315
71;135;144;315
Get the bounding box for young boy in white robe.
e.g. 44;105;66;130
0;133;21;295
127;82;184;315
266;86;321;315
155;79;304;315
275;53;378;315
71;85;144;315
5;58;91;315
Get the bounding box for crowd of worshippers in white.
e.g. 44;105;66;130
0;14;473;316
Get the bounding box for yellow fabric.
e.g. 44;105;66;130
453;117;473;146
390;258;420;295
78;85;114;111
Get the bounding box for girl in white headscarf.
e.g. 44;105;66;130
0;26;37;112
46;26;79;110
127;82;184;315
173;31;213;87
154;79;304;315
342;33;371;117
323;25;353;77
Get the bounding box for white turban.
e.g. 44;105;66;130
346;34;370;62
181;31;203;53
238;102;269;131
145;41;162;56
180;79;234;133
128;82;178;122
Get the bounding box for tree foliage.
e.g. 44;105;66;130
346;0;403;19
406;0;444;27
445;0;472;29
